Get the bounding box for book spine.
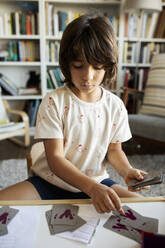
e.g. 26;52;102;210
30;99;40;126
49;69;58;88
47;72;54;89
26;14;32;35
53;10;59;36
48;4;53;36
15;12;20;35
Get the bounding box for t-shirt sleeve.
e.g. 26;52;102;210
111;101;132;143
34;94;64;139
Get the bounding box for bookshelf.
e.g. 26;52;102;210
0;0;165;123
121;2;165;113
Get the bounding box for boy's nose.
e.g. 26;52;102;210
82;66;94;81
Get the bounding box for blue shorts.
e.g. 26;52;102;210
27;176;117;200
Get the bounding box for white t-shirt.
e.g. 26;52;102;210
32;84;132;192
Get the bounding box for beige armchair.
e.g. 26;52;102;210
0;98;30;147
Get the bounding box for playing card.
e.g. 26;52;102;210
50;204;79;226
0;206;19;227
128;173;163;189
135;216;159;233
113;205;158;233
45;209;86;235
113;205;143;226
103;215;142;243
0;206;19;236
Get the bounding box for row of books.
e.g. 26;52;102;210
124;11;160;38
0;73;40;96
45;3;119;37
123;42;137;64
47;68;64;89
122;68;149;91
123;42;165;64
46;41;60;63
139;43;165;64
5;41;40;62
24;99;40;127
0;12;39;36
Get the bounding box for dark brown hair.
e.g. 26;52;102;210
59;14;118;87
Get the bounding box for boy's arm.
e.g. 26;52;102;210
106;143;147;187
43;138;124;214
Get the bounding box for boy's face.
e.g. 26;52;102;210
69;58;105;93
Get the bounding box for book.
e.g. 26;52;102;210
54;68;63;86
58;11;68;35
26;14;32;35
47;72;54;89
135;12;142;38
128;13;136;38
145;13;152;38
11;12;16;35
154;8;165;38
140;12;148;38
30;99;40;126
126;43;133;63
138;69;144;91
123;41;128;63
48;4;53;36
15;11;20;35
4;13;11;35
147;12;159;38
0;73;18;96
124;13;129;37
48;69;58;88
53;7;59;36
18;87;39;95
20;12;26;35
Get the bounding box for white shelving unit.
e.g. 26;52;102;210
0;0;165;118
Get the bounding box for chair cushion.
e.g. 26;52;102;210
139;53;165;117
129;114;165;142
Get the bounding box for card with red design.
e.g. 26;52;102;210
0;206;19;236
103;205;159;244
45;204;86;235
50;204;79;226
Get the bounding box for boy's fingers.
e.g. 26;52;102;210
108;189;124;214
103;197;115;212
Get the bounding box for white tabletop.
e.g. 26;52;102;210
0;198;165;248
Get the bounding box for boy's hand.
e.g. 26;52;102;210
88;183;124;215
124;168;150;191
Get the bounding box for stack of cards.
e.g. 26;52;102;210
0;206;19;236
103;205;159;244
45;204;86;235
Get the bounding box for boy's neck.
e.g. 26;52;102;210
69;86;102;103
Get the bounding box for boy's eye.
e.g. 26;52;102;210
72;64;83;69
71;62;83;69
